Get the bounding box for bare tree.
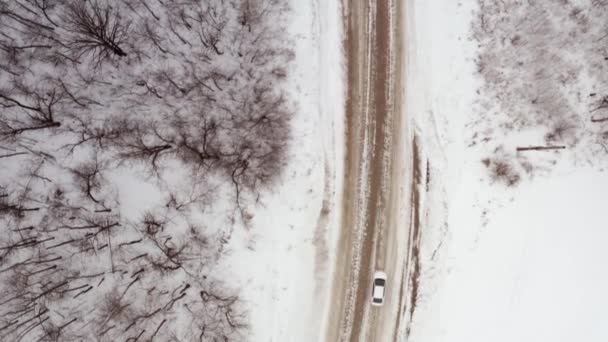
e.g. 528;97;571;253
1;0;296;339
63;0;130;66
70;156;108;209
0;87;62;138
472;0;608;180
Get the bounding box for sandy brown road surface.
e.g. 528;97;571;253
324;0;413;341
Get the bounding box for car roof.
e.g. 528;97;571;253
373;271;387;280
373;283;385;298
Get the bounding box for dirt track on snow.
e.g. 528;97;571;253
323;0;414;341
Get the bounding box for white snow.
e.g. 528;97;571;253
435;168;608;341
223;0;344;341
405;1;608;341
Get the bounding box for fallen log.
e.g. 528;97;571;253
516;145;566;152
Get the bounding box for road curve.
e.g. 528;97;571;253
324;0;410;341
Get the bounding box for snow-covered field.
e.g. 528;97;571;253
406;1;608;341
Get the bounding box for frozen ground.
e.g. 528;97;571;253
405;0;608;341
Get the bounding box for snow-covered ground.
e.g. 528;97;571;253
224;1;344;341
405;1;608;341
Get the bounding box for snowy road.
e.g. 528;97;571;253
324;0;413;341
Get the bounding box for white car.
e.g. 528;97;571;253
371;271;387;306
